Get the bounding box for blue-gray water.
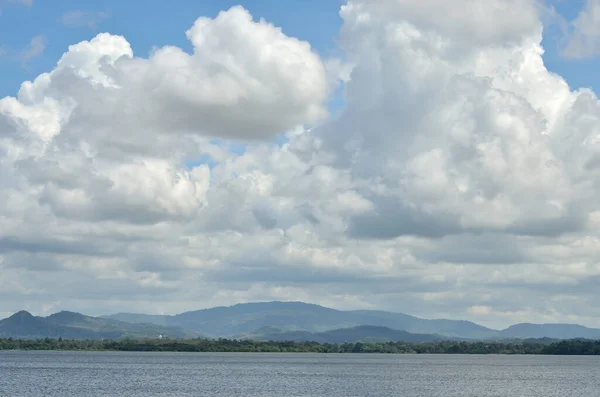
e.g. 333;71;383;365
1;351;599;396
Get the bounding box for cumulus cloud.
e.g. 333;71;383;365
15;7;328;143
3;1;600;329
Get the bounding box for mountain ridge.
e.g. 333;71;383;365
0;310;200;340
4;301;600;341
101;301;600;340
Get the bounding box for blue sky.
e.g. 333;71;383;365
541;0;600;92
1;0;598;101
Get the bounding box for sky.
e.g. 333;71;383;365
3;0;600;329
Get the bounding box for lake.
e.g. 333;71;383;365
0;351;598;396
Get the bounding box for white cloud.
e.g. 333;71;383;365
3;1;600;329
16;7;329;143
562;0;600;58
340;0;541;51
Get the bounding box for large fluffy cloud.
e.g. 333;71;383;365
2;1;600;329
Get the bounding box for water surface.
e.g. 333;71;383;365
0;351;598;396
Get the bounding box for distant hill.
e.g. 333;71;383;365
238;325;452;344
0;310;199;340
499;323;600;340
7;302;600;341
0;311;100;340
103;301;498;339
103;313;171;327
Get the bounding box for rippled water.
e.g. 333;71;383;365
0;351;598;396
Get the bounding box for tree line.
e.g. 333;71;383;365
1;338;600;354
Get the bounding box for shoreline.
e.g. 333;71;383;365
1;350;599;356
1;338;599;355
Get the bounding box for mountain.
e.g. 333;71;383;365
105;301;600;340
499;323;600;340
239;325;451;343
0;311;97;339
103;301;499;339
8;302;600;341
47;311;202;338
0;310;199;340
103;313;171;326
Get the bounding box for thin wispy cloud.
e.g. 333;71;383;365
0;35;45;65
17;34;45;64
5;0;32;6
0;0;32;15
59;10;110;29
562;0;600;58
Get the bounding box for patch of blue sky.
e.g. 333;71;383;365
213;139;246;156
184;153;217;170
184;139;246;170
541;0;600;91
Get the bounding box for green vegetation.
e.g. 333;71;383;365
1;338;599;355
239;325;447;343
